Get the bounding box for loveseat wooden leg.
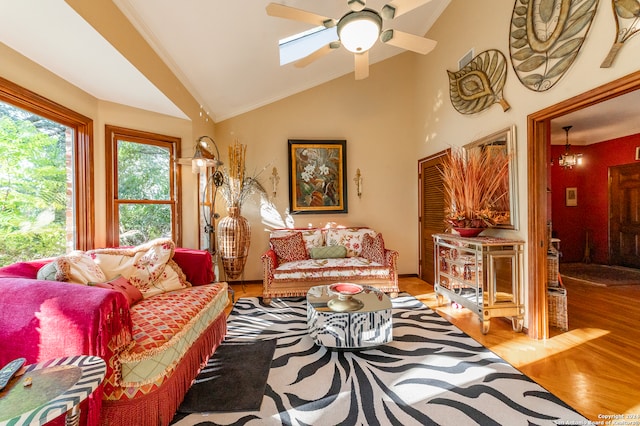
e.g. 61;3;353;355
390;292;398;298
263;297;272;305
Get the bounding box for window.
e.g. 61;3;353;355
0;76;93;266
105;126;181;247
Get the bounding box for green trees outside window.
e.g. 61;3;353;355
0;102;71;266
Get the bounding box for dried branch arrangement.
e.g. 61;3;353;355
441;147;510;228
219;140;266;209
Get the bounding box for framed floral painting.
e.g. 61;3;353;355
288;140;347;214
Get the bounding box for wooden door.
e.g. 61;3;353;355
418;151;448;284
610;162;640;268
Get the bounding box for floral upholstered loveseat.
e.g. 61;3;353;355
0;239;228;426
261;227;399;304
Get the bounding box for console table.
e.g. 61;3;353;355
0;355;106;426
433;233;525;334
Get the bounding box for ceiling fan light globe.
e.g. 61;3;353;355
338;10;382;53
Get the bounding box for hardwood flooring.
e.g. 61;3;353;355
226;277;640;421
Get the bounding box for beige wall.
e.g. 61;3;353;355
215;0;640;284
216;54;421;280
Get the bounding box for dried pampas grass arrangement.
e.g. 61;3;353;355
441;146;510;228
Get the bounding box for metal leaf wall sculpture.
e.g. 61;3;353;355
510;0;598;92
447;49;510;115
601;0;640;67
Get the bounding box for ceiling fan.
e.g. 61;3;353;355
266;0;438;80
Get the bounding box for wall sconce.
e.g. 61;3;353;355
558;126;583;169
354;168;363;197
192;135;223;174
269;167;280;198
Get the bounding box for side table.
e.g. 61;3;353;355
0;355;106;426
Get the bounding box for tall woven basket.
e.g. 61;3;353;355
217;206;251;280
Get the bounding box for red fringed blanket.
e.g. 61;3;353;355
0;277;133;426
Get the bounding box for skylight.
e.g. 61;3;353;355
279;26;339;66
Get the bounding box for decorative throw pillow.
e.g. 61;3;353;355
88;238;189;299
89;275;144;306
326;228;376;257
36;261;59;281
309;245;347;259
270;232;309;263
270;229;324;254
45;251;107;284
361;233;386;265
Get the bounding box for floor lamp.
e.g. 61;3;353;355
193;136;224;281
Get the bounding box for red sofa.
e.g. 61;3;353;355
0;247;228;426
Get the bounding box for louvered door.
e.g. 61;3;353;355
418;151;448;284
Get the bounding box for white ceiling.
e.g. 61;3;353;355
0;0;637;144
0;0;186;119
114;0;450;121
550;90;640;146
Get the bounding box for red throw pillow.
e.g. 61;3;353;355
89;275;144;306
270;232;309;263
361;233;386;265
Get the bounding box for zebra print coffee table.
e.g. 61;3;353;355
306;284;393;349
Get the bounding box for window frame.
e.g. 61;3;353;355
105;125;182;247
0;76;95;251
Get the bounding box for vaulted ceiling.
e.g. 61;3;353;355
1;0;638;144
0;0;450;122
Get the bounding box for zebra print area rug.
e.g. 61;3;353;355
172;294;587;426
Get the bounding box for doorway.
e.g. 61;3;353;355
610;162;640;268
418;151;447;284
528;70;640;339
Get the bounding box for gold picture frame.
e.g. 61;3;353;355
288;140;347;214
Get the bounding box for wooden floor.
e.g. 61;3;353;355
226;277;640;421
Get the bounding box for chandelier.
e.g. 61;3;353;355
558;125;583;169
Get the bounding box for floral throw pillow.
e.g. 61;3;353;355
326;228;376;257
41;250;107;284
89;275;144;306
361;233;386;265
88;238;189;299
270;232;309;264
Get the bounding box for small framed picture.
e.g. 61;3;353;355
566;187;577;207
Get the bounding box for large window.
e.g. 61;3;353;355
0;77;93;267
105;126;181;247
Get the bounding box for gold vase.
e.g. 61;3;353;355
217;206;251;280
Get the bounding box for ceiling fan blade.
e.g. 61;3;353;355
294;43;339;68
380;29;437;55
381;0;434;19
348;0;366;11
354;51;369;80
266;3;336;27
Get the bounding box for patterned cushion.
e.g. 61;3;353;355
270;232;309;263
309;245;347;259
270;229;324;253
89;238;190;299
39;250;106;284
361;233;386;265
326;228;376;257
104;283;228;399
89;275;144;306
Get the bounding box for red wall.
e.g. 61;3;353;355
550;133;640;264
